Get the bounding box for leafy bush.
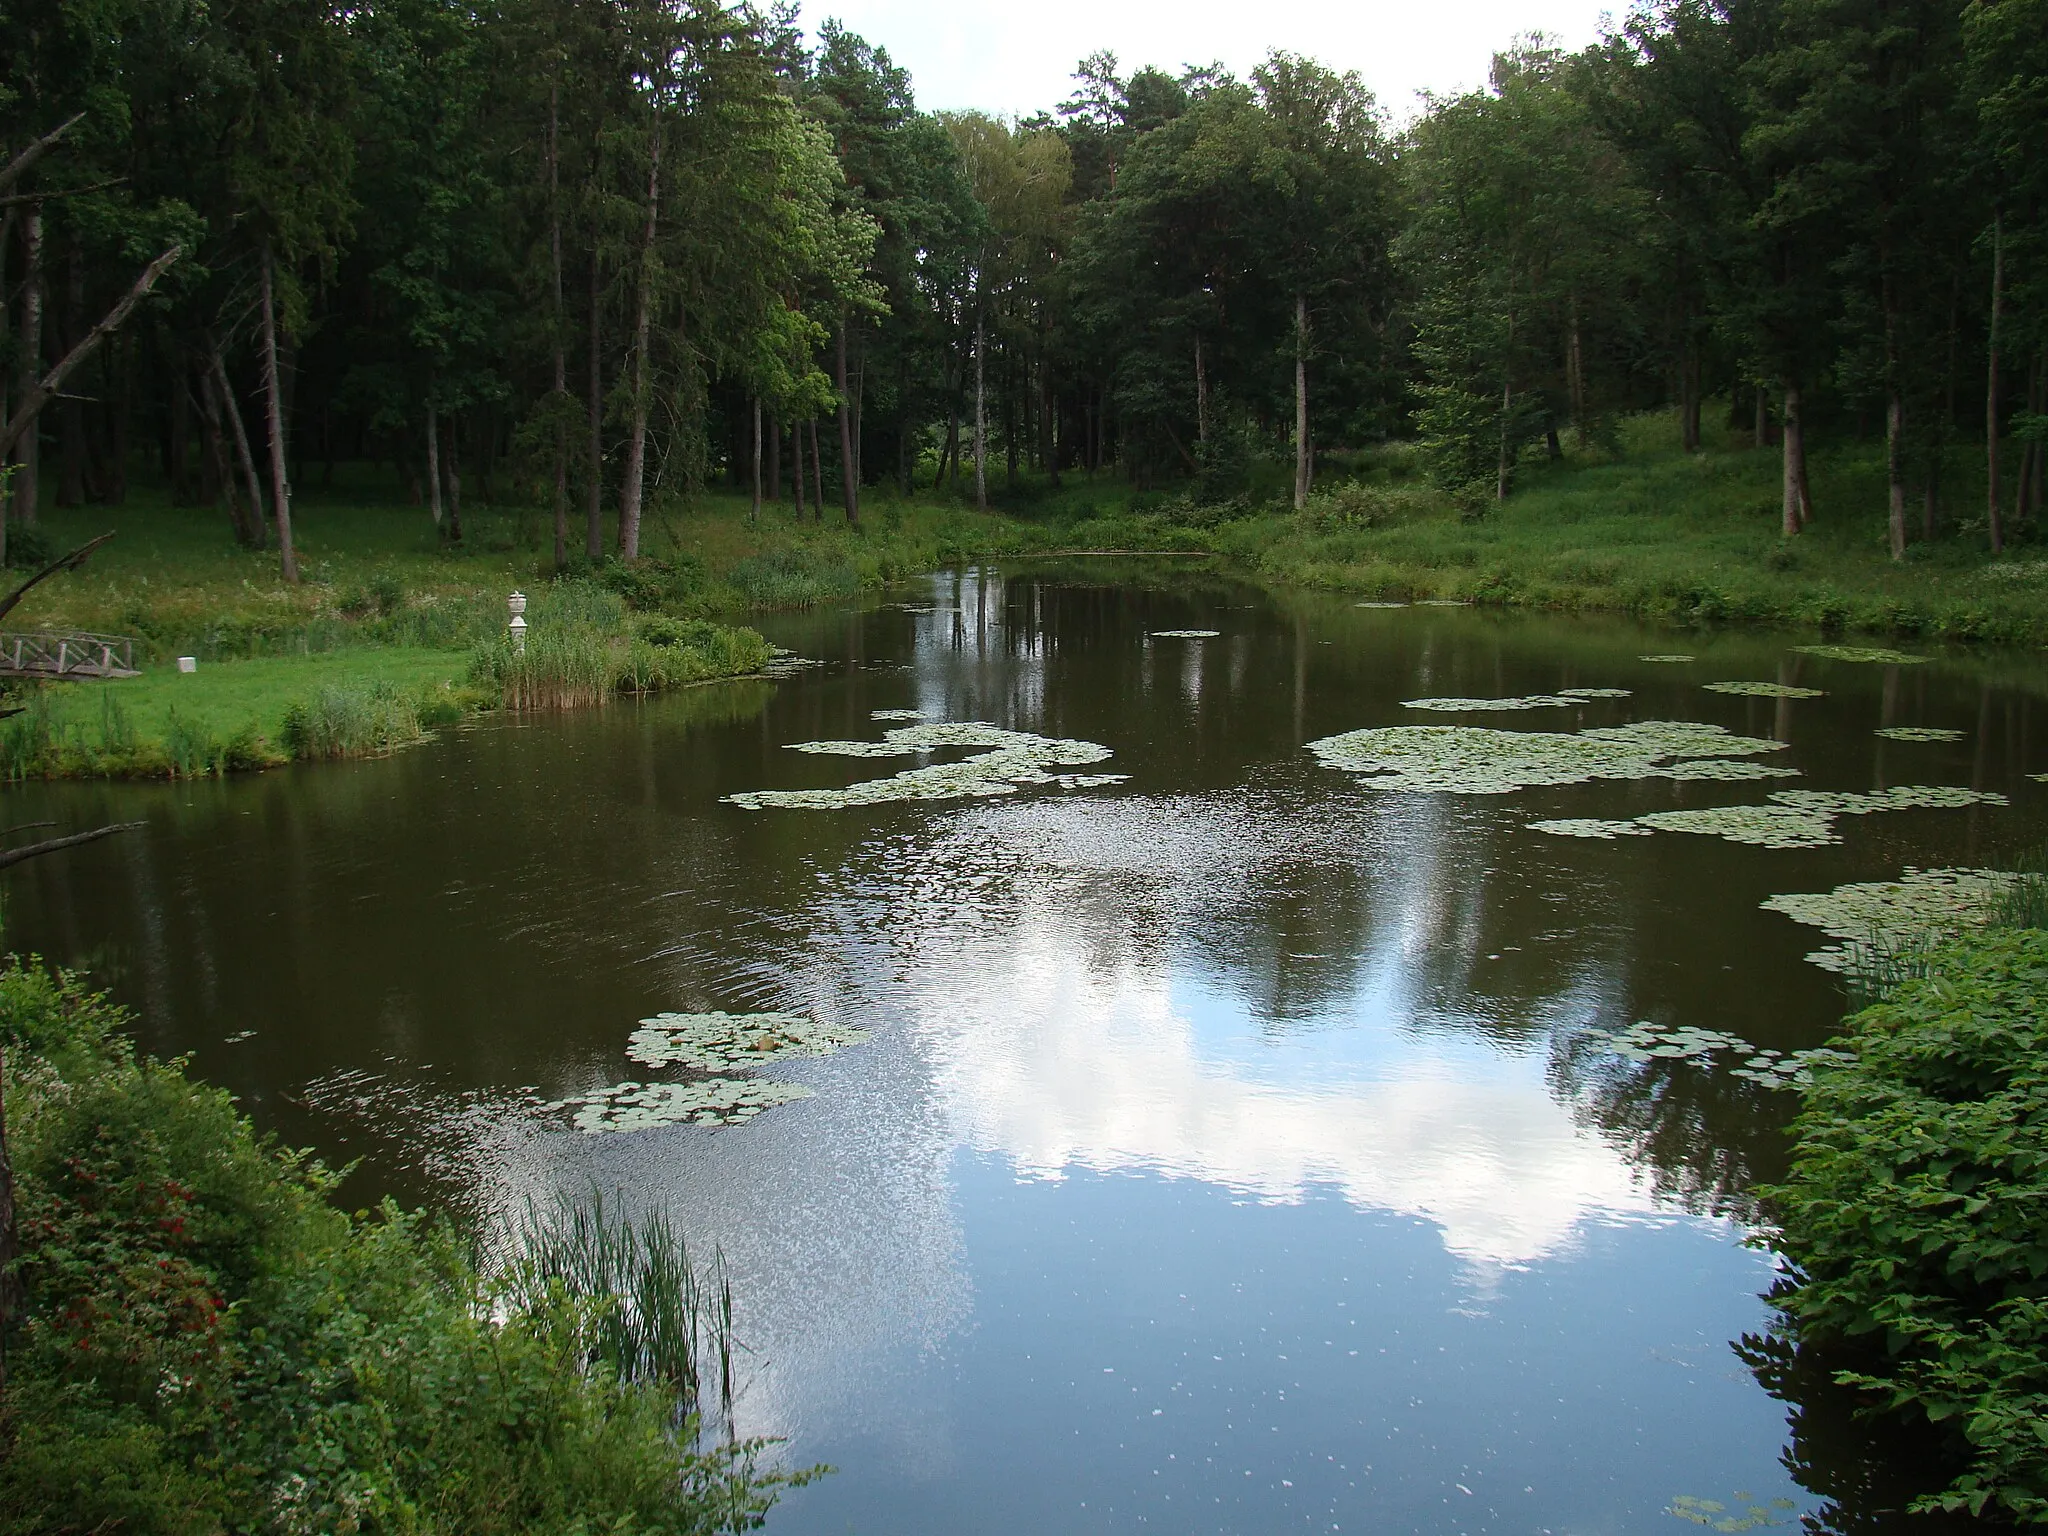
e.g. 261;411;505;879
0;956;806;1535
1758;929;2048;1522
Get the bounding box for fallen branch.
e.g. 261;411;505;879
0;115;84;198
0;531;115;627
0;821;143;873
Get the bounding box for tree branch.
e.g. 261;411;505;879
0;822;143;873
0;532;117;627
0;115;85;199
0;244;181;461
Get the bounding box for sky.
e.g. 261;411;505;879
805;0;1621;123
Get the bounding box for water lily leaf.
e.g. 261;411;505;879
1874;726;1963;742
729;722;1120;810
627;1011;870;1071
1790;645;1928;664
1150;629;1220;638
1528;818;1655;839
1639;654;1696;663
1762;867;2021;973
546;1078;815;1133
1307;719;1787;796
1703;682;1826;699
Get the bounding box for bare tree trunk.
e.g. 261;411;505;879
791;415;806;518
0;1037;16;1399
1566;294;1587;448
1195;333;1208;445
425;404;444;529
1887;395;1907;559
808;419;825;520
1294;293;1311;510
1679;330;1701;453
548;83;568;571
750;396;762;522
835;322;858;524
1988;214;2005;553
586;260;603;559
58;242;86;507
13;208;42;528
768;415;781;501
618;124;660;561
258;244;297;582
1755;385;1767;449
973;298;987;513
1496;376;1513;504
211;346;268;549
197;370;254;545
445;423;463;543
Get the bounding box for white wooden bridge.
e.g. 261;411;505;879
0;630;140;680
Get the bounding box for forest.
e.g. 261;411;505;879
1;0;2046;575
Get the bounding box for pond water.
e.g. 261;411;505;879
8;562;2042;1534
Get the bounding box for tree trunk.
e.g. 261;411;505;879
1754;386;1767;449
258;244;297;582
586;260;604;559
808;419;825;520
548;83;568;571
198;370;254;545
835;322;858;524
425;404;444;529
1195;333;1209;446
618;124;661;561
1679;331;1701;453
1294;293;1311;510
1887;393;1907;560
791;414;806;519
1;1038;17;1400
750;396;762;522
1781;383;1813;532
58;243;86;506
768;415;781;501
445;422;463;543
13;207;42;528
212;346;268;549
1566;294;1587;449
973;298;987;513
1987;214;2005;553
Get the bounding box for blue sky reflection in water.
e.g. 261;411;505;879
13;564;2043;1531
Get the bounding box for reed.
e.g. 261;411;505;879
503;1189;737;1439
278;678;428;759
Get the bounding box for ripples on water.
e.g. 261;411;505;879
8;565;2038;1533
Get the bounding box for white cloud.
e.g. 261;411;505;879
808;0;1616;121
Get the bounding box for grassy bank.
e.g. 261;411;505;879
1757;874;2048;1524
0;955;804;1534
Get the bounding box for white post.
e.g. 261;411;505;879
508;590;528;655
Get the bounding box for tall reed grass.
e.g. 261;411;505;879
504;1190;736;1440
279;679;429;759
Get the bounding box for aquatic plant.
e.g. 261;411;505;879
1560;686;1632;698
1639;654;1696;662
1604;1020;1849;1090
1307;718;1787;795
1635;803;1841;848
1874;726;1963;742
1789;644;1929;663
870;708;930;720
1353;601;1409;608
1149;629;1220;638
1416;598;1470;606
1768;785;2005;815
1761;868;2020;973
1526;818;1653;838
627;1011;870;1071
544;1078;816;1133
1703;681;1826;699
1403;694;1580;711
1534;786;2004;849
1669;1492;1798;1530
727;721;1123;809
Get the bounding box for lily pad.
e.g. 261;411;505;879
1604;1021;1850;1091
1403;695;1580;712
1790;645;1928;664
870;708;931;721
1762;867;2022;973
1353;601;1409;609
1703;681;1826;699
1150;629;1220;639
1874;726;1963;742
1559;687;1633;699
627;1011;871;1071
1636;804;1838;849
1527;818;1655;839
1639;654;1696;663
546;1078;815;1134
1307;719;1789;796
728;722;1123;810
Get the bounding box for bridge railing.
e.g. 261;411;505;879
0;631;140;679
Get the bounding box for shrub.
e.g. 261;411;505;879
1758;929;2048;1522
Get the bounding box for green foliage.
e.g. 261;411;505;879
278;680;428;760
1759;929;2048;1521
0;955;805;1535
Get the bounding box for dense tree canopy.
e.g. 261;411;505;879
2;0;2044;570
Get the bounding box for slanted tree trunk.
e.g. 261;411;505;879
548;83;568;572
258;244;297;583
835;322;858;525
972;297;987;513
1988;214;2005;554
211;346;267;549
198;370;256;545
617;123;661;562
1294;292;1311;510
425;404;444;529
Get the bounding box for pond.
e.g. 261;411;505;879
8;562;2040;1534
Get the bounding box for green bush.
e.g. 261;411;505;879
0;956;807;1535
1759;929;2048;1522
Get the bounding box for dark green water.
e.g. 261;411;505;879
8;564;2041;1533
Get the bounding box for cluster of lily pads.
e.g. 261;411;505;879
1874;726;1963;742
1761;866;2021;973
1150;629;1221;639
542;1009;871;1133
1603;1020;1851;1090
1402;687;1633;712
726;720;1126;810
1354;601;1409;609
760;648;826;677
1703;681;1825;699
1790;644;1928;664
1640;654;1695;663
1308;718;1793;796
1532;784;2006;848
